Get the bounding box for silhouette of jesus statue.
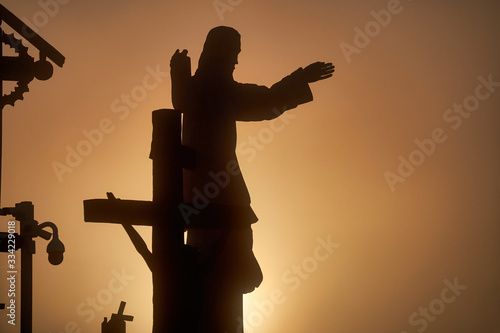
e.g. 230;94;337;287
170;26;334;333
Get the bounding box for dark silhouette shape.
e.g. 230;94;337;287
0;5;65;333
83;26;333;333
172;26;334;332
0;202;65;333
0;3;64;208
102;301;134;333
86;110;199;333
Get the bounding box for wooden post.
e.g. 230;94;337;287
150;109;185;333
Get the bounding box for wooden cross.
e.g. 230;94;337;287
84;109;252;333
84;109;191;333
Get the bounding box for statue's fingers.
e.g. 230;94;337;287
322;68;335;75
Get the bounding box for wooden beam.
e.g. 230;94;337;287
83;198;258;229
83;199;155;225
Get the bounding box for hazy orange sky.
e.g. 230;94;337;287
1;0;499;332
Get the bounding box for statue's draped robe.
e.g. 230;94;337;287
174;67;313;332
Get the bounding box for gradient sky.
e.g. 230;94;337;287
1;0;500;332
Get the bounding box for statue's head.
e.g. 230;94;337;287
198;26;241;78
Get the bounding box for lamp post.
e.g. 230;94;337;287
0;5;65;331
0;201;65;333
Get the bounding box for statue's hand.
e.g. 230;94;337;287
170;49;190;68
302;62;335;83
